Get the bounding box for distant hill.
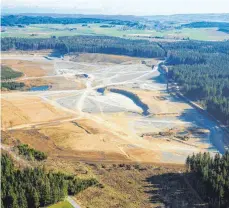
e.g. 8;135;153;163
182;21;229;28
5;13;143;21
143;13;229;23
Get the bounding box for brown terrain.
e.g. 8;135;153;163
1;51;224;207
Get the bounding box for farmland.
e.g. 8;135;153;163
2;23;229;41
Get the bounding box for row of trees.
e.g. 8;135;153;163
165;42;229;125
186;152;229;207
1;154;98;208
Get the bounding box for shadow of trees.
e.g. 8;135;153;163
144;172;208;208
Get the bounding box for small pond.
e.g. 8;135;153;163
29;85;50;91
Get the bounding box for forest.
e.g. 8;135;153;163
1;154;98;208
1;36;165;57
186;151;229;208
165;42;229;125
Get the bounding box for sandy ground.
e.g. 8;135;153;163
1;52;228;164
1;59;53;77
1;95;74;129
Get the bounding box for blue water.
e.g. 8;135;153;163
97;87;106;95
29;85;49;91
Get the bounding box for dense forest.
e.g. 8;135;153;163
1;36;165;58
165;42;229;125
186;152;229;207
1;15;140;27
1;154;98;208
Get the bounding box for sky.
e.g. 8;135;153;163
2;0;229;15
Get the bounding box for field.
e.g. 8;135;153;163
2;24;229;41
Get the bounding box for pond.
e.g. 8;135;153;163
29;85;50;91
97;87;106;95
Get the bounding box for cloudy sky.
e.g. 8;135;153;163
2;0;229;15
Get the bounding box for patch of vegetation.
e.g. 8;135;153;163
1;154;98;208
186;151;229;207
1;65;23;80
1;82;25;90
48;201;73;208
16;144;48;161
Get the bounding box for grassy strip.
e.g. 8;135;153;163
48;201;74;208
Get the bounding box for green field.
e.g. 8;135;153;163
2;23;229;41
48;201;73;208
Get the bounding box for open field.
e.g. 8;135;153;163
1;52;228;165
2;24;229;41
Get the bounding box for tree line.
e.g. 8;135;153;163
186;152;229;207
1;153;98;208
1;36;166;58
181;21;229;29
2;15;140;27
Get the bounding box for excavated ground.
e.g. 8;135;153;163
1;52;228;164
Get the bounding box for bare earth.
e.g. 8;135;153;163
1;52;229;165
